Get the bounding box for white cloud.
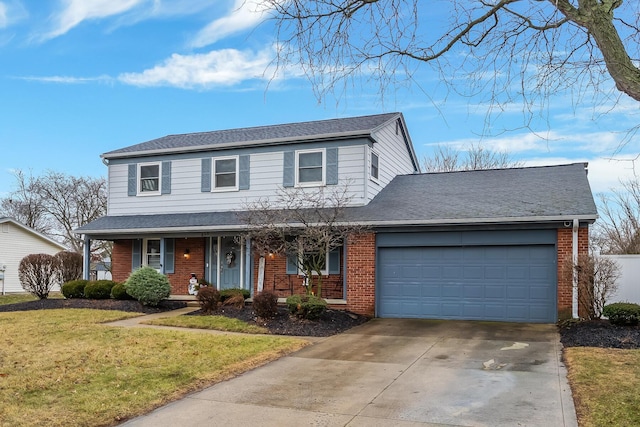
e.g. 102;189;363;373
39;0;144;40
0;0;28;28
118;47;280;88
190;0;269;48
15;75;114;84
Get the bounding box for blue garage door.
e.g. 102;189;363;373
377;242;557;323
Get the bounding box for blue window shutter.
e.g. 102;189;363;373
283;151;294;187
164;238;175;274
286;252;298;274
161;161;171;194
326;148;338;185
328;248;340;274
132;239;142;270
128;164;137;196
239;155;250;190
201;158;211;192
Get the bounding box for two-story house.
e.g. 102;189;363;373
77;112;597;322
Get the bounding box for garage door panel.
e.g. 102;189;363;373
378;244;557;323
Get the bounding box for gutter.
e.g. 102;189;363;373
76;214;598;237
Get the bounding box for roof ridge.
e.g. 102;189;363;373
412;162;587;177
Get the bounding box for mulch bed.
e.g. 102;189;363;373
187;305;370;337
0;298;187;314
559;319;640;349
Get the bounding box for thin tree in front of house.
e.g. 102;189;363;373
241;182;362;298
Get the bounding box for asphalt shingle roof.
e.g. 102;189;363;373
76;163;597;237
103;112;401;159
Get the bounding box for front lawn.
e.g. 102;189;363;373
565;347;640;427
0;293;62;305
143;315;269;334
0;309;306;427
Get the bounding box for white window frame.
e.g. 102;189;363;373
138;162;161;196
295;148;325;187
142;238;161;271
370;148;380;182
212;156;239;192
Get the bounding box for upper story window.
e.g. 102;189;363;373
138;163;160;195
213;156;238;191
296;149;325;186
370;150;380;181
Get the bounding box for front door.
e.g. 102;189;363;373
219;236;241;290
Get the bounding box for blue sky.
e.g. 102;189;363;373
0;0;638;201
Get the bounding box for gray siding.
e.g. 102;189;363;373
107;145;368;215
365;119;417;202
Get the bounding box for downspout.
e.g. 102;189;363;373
572;219;579;319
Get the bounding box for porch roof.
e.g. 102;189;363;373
76;163;597;238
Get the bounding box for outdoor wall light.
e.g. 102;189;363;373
268;252;275;259
183;249;190;260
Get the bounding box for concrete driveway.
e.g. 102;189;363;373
121;319;577;427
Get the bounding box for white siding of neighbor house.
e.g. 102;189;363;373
107;145;370;216
0;221;66;294
365;119;418;202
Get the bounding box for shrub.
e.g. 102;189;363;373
253;291;279;318
110;282;133;300
124;266;171;306
563;254;621;319
286;294;327;320
62;279;89;298
197;286;220;314
84;280;117;299
222;293;246;308
603;302;640;326
220;288;250;302
55;251;83;284
18;253;62;299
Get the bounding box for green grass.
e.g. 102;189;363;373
0;293;63;305
143;315;269;334
565;347;640;427
0;309;307;427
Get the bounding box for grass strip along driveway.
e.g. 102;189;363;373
0;309;306;427
564;347;640;427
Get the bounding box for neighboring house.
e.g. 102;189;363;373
76;112;597;322
90;260;112;281
0;217;68;294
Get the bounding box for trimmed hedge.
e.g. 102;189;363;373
111;282;133;300
603;302;640;326
286;294;327;320
84;280;117;300
62;279;89;299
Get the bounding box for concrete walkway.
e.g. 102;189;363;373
117;318;578;427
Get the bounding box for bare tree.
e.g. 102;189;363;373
563;253;621;319
266;1;640;127
0;170;107;253
241;183;362;297
0;170;51;233
594;178;640;254
423;143;523;172
18;253;62;300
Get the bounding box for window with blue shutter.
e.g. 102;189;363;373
286;252;298;274
132;239;142;270
326;148;338;185
239;154;250;190
164;238;175;274
161;161;172;194
328;248;340;274
283;151;294;187
127;164;137;196
201;158;211;192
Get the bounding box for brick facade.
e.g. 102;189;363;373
557;226;589;320
345;232;376;316
111;238;206;294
